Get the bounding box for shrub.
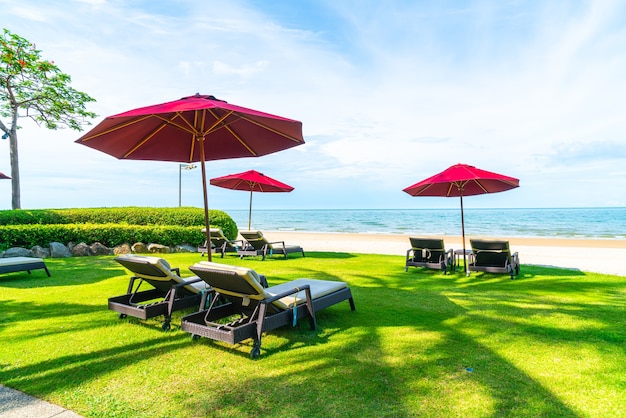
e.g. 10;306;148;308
0;207;239;249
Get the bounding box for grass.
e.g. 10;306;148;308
1;252;625;417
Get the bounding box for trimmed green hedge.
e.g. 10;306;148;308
0;207;238;250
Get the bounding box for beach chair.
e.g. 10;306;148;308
405;238;454;274
181;261;355;358
110;254;213;330
198;227;245;257
468;239;520;279
0;256;50;277
238;230;305;260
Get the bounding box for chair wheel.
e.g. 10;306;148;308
250;340;261;359
191;334;200;341
118;313;127;319
162;321;171;331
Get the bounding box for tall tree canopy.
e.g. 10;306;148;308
0;28;97;209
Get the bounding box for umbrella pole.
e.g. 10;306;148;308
248;190;253;230
199;138;212;262
460;192;467;276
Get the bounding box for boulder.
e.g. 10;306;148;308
173;244;197;253
49;242;72;258
2;247;32;258
147;243;170;253
90;242;111;256
131;242;148;253
31;245;51;258
71;242;91;257
113;243;132;255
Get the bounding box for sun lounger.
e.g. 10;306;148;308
405;238;454;274
468;239;520;279
238;230;305;260
181;261;355;358
198;227;245;257
110;255;213;330
0;256;50;277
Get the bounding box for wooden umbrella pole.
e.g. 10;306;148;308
199;137;212;262
460;192;467;275
248;189;253;230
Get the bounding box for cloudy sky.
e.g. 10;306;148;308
2;0;625;211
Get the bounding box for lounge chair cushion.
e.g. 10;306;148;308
116;254;206;293
194;261;347;309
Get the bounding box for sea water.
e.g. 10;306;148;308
224;207;626;240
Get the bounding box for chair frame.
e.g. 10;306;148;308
468;239;520;279
0;257;50;277
181;265;355;358
405;238;454;274
110;256;212;330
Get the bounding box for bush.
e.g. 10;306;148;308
0;207;239;250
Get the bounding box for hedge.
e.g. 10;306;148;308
0;207;238;250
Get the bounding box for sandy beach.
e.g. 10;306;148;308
260;231;626;276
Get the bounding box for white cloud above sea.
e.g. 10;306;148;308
1;0;625;210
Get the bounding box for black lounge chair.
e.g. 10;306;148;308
110;255;213;330
468;239;520;279
238;230;305;260
0;256;50;277
198;227;245;257
405;237;454;274
181;261;355;358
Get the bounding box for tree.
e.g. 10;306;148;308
0;28;97;209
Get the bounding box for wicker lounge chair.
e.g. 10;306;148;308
198;227;245;257
405;238;454;274
468;239;520;279
238;230;305;260
0;256;50;277
110;255;213;330
181;261;355;358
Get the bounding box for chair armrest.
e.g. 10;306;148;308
261;284;311;305
172;267;181;275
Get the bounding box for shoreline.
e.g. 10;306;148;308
260;231;626;276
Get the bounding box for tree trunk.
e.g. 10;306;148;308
9;129;20;210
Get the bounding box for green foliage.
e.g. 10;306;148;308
0;28;97;129
0;207;238;249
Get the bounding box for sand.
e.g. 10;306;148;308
259;231;626;276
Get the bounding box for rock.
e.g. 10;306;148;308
90;242;111;256
2;247;32;258
31;245;51;258
131;242;147;253
49;242;72;258
173;244;197;253
71;242;91;257
147;243;170;253
113;243;131;255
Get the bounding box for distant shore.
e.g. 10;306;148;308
259;230;626;276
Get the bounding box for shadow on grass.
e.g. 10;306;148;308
1;253;622;416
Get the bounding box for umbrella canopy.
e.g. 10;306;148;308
210;170;294;230
0;172;10;179
403;163;519;274
75;94;305;261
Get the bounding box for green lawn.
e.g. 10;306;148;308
1;252;625;417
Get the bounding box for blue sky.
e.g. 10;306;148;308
2;0;625;211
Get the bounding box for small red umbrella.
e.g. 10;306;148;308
0;172;10;180
75;94;304;261
403;163;519;274
210;170;294;230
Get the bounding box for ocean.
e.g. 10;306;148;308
225;207;626;240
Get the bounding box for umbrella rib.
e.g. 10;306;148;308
123;123;170;158
237;114;303;143
78;115;156;141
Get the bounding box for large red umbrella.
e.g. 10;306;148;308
403;163;519;274
75;93;305;261
210;170;294;230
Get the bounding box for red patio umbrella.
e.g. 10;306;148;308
403;163;519;274
210;170;294;230
0;172;10;179
75;93;305;261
